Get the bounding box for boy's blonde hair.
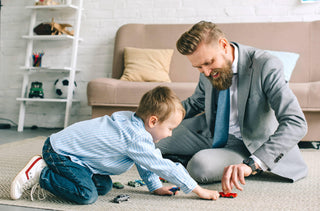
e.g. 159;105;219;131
136;86;185;123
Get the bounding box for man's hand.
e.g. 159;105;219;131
221;163;252;194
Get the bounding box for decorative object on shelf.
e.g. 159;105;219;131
33;23;53;35
28;81;44;98
35;0;60;6
60;0;72;5
34;18;74;36
54;77;77;98
50;18;74;36
32;52;44;67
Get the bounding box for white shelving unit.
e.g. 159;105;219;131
17;0;83;132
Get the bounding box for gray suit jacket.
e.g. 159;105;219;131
182;43;308;181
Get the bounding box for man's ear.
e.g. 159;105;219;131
219;38;229;53
148;115;158;128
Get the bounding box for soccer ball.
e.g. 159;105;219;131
54;77;77;98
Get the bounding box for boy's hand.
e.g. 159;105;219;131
153;186;180;196
192;185;220;200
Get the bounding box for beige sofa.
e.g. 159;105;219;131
87;22;320;141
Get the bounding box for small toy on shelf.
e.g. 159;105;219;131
33;18;74;36
54;77;77;98
113;182;124;189
28;81;44;98
50;18;74;36
219;192;237;198
62;0;72;5
113;194;130;203
32;52;44;67
35;0;60;6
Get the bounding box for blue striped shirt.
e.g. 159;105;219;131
50;111;197;193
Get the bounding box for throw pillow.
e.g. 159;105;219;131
267;50;300;82
120;47;174;82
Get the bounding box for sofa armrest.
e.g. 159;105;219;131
289;81;320;111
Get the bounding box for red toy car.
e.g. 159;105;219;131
219;192;237;198
159;177;168;183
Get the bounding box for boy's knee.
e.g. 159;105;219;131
96;181;112;195
77;190;98;205
92;174;113;196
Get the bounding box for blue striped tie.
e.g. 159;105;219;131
212;88;230;148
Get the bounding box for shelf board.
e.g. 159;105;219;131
20;66;80;73
17;98;80;103
26;5;79;10
22;35;75;40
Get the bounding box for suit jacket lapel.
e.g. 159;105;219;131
234;43;254;128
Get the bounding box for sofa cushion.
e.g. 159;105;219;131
267;50;299;82
120;47;173;82
87;78;197;106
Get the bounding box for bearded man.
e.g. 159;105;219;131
156;21;307;194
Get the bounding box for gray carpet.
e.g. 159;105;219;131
0;137;319;211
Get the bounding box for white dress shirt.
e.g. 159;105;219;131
230;44;267;171
229;44;241;139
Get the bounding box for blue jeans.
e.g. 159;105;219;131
40;138;113;204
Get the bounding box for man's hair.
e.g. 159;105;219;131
176;21;225;55
136;86;185;123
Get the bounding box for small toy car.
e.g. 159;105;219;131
135;179;146;186
219;192;237;198
28;81;44;98
128;181;140;187
113;194;130;203
159;177;168;183
113;182;124;189
169;187;180;195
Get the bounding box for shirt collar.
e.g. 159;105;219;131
133;113;145;128
231;43;238;75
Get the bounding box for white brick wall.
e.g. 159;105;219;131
1;0;320;128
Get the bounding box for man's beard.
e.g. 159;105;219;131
206;60;233;90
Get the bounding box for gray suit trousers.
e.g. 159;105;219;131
156;124;250;183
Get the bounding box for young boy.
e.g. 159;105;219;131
11;86;219;204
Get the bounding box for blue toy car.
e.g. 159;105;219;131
169;187;180;195
135;179;146;186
